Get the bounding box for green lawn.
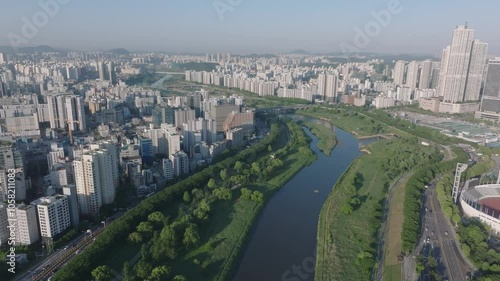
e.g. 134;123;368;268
107;243;142;272
383;173;413;281
384;264;402;281
300;120;337;156
316;141;390;281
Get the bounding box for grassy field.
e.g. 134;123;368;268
384;264;402;281
295;107;411;138
315;140;391;281
300;120;337;156
383;173;413;281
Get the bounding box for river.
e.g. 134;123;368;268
231;115;372;281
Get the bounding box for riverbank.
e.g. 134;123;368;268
164;121;317;281
299;120;337;156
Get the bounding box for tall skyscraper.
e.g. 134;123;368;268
98;62;107;81
480;58;500;113
405;61;420;91
438;25;488;103
108;61;116;84
74;147;118;217
419;60;434;89
317;72;338;102
392;61;407;86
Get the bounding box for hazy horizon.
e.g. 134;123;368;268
2;0;500;56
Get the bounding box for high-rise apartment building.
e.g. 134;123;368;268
438;25;488;103
405;61;420;91
74;147;118;217
47;94;87;131
392;61;407;86
32;195;71;238
318;72;338;102
14;204;40;245
419;60;434;89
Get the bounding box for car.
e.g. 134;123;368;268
63;246;68;250
445;231;448;236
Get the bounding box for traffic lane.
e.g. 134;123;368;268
430;192;467;281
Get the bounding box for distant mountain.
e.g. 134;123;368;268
288;49;310;55
0;45;62;54
241;53;278;59
108;48;130;55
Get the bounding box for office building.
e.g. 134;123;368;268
0;144;26;201
476;58;500;121
153;104;175;127
139;136;154;165
162;158;174;180
170;151;189;177
47;143;65;170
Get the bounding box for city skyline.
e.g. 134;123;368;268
1;1;500;55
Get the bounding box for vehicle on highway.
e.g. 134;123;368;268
445;231;448;236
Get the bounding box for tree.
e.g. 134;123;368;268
148;211;167;227
213;187;232;201
123;262;133;281
234;161;243;172
340;203;353;215
173;275;188;281
128;232;143;244
268;145;273;152
134;261;152;279
240;188;252;200
250;191;264;202
183;191;191;203
91;265;113;281
207;178;216;189
220;169;228;181
137;221;154;235
183;224;200;248
251;162;261;177
147;266;170;281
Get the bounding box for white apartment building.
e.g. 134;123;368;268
15;204;40;245
373;96;396;109
438;25;488;103
32;195;71;238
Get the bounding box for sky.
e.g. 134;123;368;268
1;0;500;56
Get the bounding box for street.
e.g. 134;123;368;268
404;178;474;281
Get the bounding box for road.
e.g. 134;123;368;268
14;212;123;281
404;178;474;281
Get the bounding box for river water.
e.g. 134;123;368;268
231;115;368;281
